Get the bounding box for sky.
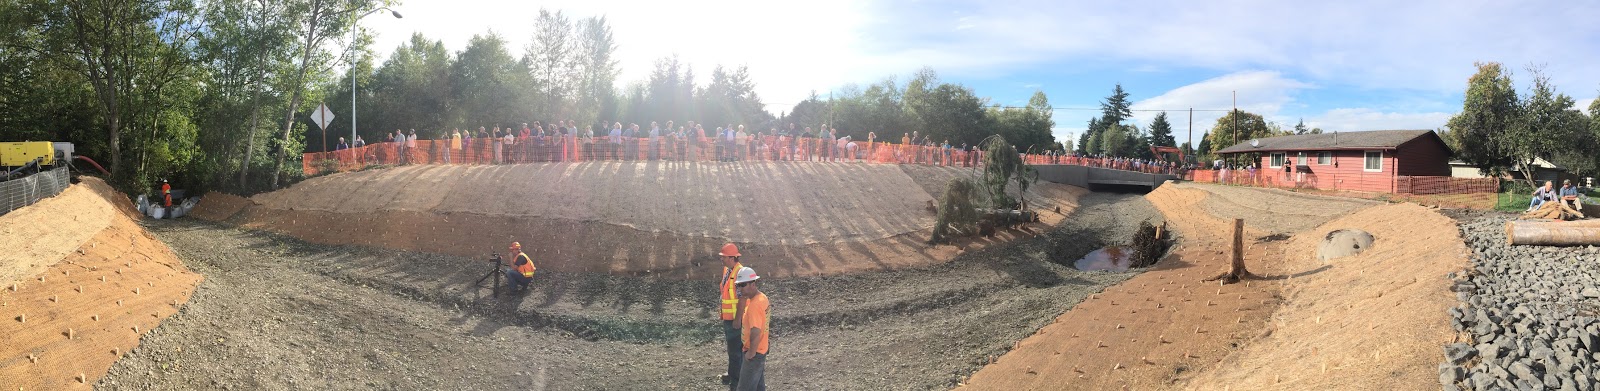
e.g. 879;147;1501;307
362;0;1600;147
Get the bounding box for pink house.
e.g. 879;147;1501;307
1214;129;1459;193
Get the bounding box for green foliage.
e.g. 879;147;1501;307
1203;110;1274;166
979;135;1038;210
1099;124;1138;158
1148;112;1176;148
1446;62;1521;179
930;177;981;244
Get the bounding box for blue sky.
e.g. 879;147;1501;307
367;0;1600;146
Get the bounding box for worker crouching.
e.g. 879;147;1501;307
736;266;769;391
503;242;536;293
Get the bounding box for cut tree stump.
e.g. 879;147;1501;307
1204;218;1257;284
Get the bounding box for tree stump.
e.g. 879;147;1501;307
1205;218;1256;284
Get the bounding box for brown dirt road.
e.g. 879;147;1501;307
1;178;201;390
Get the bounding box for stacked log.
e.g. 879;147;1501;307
1505;219;1600;246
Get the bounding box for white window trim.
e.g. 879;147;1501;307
1363;150;1383;172
1317;152;1332;165
1269;152;1285;168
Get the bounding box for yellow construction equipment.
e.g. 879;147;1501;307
0;141;56;167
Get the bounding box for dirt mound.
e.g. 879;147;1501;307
187;192;252;222
0;177;119;287
1;179;202;390
1184;203;1466;390
962;182;1382;390
227;162;1085;279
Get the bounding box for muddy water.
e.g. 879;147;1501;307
1074;246;1133;271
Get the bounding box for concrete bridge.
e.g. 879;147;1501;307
1030;164;1177;190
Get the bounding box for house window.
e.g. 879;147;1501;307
1270;152;1286;168
1296;152;1307;166
1317;152;1331;165
1364;151;1383;172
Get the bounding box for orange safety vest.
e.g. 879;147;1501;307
513;252;535;278
720;262;742;320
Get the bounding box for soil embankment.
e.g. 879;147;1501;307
192;162;1084;279
1183;202;1467;390
963;181;1390;389
0;178;202;390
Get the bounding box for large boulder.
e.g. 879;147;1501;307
1318;228;1375;261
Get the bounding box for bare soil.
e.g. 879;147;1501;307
193;162;1086;280
1183;203;1468;390
964;182;1467;390
0;178;119;285
97;190;1157;390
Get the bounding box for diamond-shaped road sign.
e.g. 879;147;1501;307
311;103;335;131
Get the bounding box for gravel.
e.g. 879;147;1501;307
99;191;1161;390
1443;212;1600;390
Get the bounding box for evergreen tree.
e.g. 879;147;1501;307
1148;111;1175;147
1293;118;1309;135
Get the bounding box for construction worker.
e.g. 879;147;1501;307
503;242;535;292
717;242;745;385
161;179;172;207
735;266;768;391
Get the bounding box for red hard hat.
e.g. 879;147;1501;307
718;242;740;257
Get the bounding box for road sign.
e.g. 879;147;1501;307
311;103;335;131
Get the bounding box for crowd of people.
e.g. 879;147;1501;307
309;121;995;171
308;119;1197;182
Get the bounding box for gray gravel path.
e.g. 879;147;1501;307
1444;213;1600;390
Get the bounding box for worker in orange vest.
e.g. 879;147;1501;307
735;266;769;391
717;242;745;385
502;242;536;292
161;179;172;207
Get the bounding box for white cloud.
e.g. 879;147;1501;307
1577;98;1597;113
1127;71;1312;138
1305;109;1452;132
360;0;1600;119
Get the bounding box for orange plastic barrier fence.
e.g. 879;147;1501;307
1182;169;1497;195
304;136;992;175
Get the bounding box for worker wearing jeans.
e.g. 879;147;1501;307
717;243;744;385
736;266;768;391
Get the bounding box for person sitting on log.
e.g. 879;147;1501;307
1529;181;1556;212
1560;179;1583;212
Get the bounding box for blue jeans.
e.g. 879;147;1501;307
503;268;532;291
736;353;766;391
1529;197;1546;210
723;320;742;381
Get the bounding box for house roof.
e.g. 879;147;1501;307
1216;129;1444;154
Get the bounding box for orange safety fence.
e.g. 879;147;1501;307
304;136;990;176
1182;169;1498;195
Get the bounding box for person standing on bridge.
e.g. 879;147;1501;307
717;243;746;385
735;266;769;391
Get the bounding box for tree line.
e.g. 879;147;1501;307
0;0;1061;196
1445;62;1600;186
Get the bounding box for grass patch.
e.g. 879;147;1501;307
1494;192;1533;212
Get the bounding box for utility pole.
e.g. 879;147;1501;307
1231;91;1237;146
1187;107;1193;162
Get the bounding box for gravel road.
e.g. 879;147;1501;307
99;191;1161;390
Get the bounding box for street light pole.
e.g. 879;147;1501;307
350;8;402;149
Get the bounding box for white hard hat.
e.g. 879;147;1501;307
735;266;760;284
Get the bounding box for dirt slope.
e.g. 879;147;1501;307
198;162;1084;279
0;178;119;285
962;182;1383;390
1183;203;1467;390
0;178;202;390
